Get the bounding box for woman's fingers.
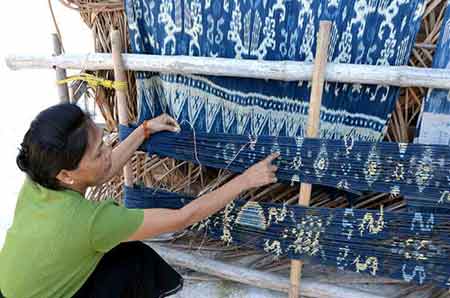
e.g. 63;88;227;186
149;114;181;133
162;114;175;123
240;152;282;189
264;152;280;164
163;114;181;131
267;170;277;182
264;154;279;184
163;124;179;132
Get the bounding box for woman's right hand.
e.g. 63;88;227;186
127;152;281;241
144;114;181;136
239;152;280;189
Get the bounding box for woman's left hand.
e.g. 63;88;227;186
144;114;181;136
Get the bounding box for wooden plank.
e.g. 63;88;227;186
149;243;388;298
111;29;133;186
289;21;331;298
51;33;70;103
6;53;450;89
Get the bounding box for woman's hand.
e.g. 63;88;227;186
239;152;279;189
144;114;181;136
127;152;281;241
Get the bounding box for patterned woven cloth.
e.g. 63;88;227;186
125;0;426;141
124;186;450;288
120;125;450;209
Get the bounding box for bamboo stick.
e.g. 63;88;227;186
289;21;331;298
51;34;70;103
111;29;133;186
149;243;388;298
6;53;450;89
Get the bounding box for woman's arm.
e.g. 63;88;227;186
126;153;279;241
101;125;145;183
100;114;179;183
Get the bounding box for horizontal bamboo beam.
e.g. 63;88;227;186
149;243;388;298
5;53;450;89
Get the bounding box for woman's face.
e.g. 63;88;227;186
68;121;112;188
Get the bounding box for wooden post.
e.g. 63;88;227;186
288;21;332;298
52;33;70;103
111;29;133;186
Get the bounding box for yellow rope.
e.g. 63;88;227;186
57;73;127;91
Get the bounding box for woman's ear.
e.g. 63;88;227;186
56;169;75;185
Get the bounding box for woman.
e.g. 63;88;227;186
0;103;278;298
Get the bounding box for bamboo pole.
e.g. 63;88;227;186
149;243;387;298
52;33;70;103
6;53;450;89
111;29;133;186
289;21;331;298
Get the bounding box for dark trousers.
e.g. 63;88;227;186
72;241;183;298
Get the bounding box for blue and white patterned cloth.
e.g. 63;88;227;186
120;125;450;208
125;185;450;288
125;0;426;141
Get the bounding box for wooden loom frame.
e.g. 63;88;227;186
6;21;450;297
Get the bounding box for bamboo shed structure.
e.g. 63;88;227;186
6;0;450;297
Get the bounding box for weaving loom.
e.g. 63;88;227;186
120;0;450;289
125;0;426;141
125;186;450;288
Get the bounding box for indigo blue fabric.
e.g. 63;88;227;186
120;125;450;209
124;185;450;288
125;0;425;141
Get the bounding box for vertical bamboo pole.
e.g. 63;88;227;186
52;33;70;103
288;21;332;298
111;29;133;186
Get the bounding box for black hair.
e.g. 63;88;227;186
16;103;91;190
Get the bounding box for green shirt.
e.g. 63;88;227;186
0;178;144;298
